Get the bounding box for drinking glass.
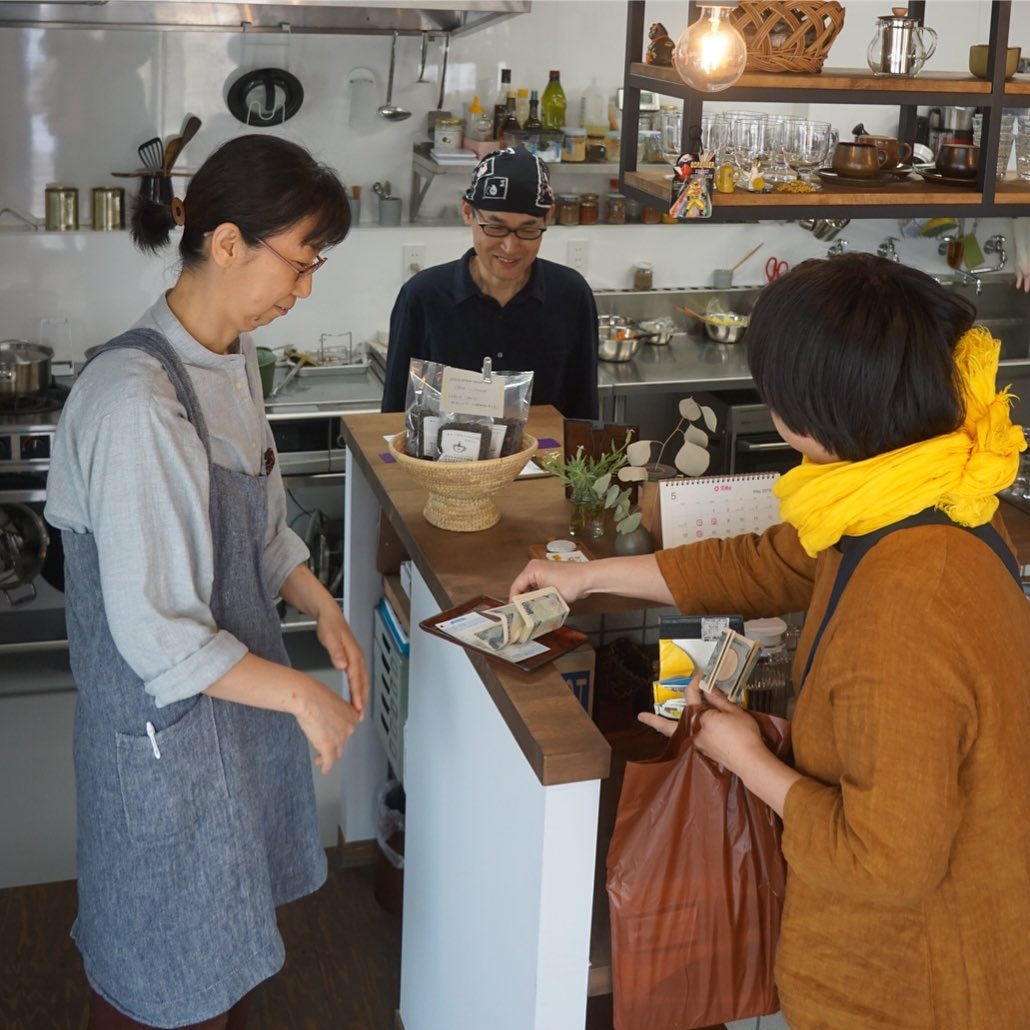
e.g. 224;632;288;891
972;111;1016;178
658;107;683;165
762;114;797;183
1016;115;1030;179
727;111;767;180
787;119;832;181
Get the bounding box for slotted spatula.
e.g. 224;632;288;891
137;136;164;171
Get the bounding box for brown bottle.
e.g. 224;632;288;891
493;68;512;141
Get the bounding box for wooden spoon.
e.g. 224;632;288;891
675;303;716;323
729;241;764;275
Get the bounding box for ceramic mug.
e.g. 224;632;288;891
935;143;979;179
856;134;913;168
831;141;889;178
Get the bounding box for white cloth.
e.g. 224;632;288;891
46;294;308;706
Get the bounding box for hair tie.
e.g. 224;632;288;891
170;197;186;227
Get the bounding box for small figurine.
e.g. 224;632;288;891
646;22;675;66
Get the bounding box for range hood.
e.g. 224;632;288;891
0;0;531;36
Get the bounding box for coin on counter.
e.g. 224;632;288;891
546;539;577;554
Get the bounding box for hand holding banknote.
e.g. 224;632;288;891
473;587;570;650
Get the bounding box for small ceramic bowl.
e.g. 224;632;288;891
969;44;1021;80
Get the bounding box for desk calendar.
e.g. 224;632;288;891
658;473;781;547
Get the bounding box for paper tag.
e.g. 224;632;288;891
700;616;731;641
421;415;441;458
487;423;507;459
440;367;505;418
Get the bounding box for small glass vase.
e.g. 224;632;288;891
568;492;605;538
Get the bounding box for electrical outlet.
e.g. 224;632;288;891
402;244;426;280
567;239;589;274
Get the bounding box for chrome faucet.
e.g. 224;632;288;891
827;239;848;257
948;267;983;294
968;234;1007;275
877;236;900;262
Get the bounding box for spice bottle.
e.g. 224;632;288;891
556;192;581;226
605;191;626;224
633;261;654;290
579;192;599;224
467;96;494;142
562;127;586;163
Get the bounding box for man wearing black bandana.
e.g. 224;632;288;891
381;146;599;419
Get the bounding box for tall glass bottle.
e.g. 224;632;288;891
493;68;512;141
524;90;543;132
540;70;567;131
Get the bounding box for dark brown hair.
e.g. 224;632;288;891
131;135;350;262
747;253;976;461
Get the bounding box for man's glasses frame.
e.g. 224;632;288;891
472;209;548;241
257;238;327;278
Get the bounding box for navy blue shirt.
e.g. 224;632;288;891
381;249;599;419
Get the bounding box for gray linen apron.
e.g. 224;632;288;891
62;329;326;1028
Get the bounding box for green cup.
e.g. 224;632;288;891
256;347;276;398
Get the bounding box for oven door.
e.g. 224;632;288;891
733;435;799;476
0;475;66;650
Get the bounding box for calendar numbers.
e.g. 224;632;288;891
659;474;781;548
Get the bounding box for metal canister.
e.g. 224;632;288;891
91;186;125;231
44;186;79;231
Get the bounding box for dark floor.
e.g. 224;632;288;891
0;850;402;1030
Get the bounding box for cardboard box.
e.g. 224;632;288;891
553;643;596;717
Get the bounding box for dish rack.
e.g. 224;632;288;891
287;332;369;376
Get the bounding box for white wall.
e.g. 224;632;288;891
0;0;1026;359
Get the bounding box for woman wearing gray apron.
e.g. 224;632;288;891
45;135;368;1029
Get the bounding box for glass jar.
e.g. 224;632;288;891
605;130;622;164
433;116;463;152
579;192;599;225
562;127;587;163
625;198;642;224
743;617;792;717
641;205;662;225
556;192;580;226
605;192;626;224
633;261;653;290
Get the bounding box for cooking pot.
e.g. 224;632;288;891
0;340;53;396
597;315;642;362
0;502;49;592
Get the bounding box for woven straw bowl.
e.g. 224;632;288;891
389;431;538;532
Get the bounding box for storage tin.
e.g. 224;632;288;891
44;186;79;231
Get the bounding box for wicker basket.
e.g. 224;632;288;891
389;432;538;532
730;1;845;73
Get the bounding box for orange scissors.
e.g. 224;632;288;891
765;256;789;282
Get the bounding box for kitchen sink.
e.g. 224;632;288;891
940;274;1030;362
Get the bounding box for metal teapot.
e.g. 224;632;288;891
867;8;937;76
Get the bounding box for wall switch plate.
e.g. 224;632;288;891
402;244;426;280
567;239;589;274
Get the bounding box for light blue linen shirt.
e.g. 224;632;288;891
45;294;308;707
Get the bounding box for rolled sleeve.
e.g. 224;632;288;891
264;525;310;597
146;631;248;707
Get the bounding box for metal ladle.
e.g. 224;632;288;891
377;32;411;122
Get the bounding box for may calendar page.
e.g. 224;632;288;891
658;473;781;547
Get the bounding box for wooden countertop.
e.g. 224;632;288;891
341;406;612;787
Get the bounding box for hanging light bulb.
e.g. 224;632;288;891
673;1;748;93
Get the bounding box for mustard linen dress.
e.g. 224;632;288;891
655;518;1030;1030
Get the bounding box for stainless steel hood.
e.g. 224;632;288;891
0;0;531;36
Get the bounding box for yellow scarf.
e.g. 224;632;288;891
775;326;1028;557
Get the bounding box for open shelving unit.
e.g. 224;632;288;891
618;0;1030;221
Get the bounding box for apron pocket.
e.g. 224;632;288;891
116;696;229;845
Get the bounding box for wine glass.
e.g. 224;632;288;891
787;119;832;182
761;114;796;184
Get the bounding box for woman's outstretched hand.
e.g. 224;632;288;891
509;558;594;603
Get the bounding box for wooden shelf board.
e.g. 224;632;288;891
629;63;992;95
1004;75;1030;96
993;178;1030;203
623;169;984;209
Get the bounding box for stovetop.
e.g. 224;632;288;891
0;382;70;429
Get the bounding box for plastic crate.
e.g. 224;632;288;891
372;601;410;782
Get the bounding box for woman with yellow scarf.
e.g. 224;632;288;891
510;254;1029;1029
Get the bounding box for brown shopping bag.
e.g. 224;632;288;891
606;706;791;1030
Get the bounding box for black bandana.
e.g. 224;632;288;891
463;146;554;216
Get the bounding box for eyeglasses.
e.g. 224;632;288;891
473;212;547;241
257;238;327;278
